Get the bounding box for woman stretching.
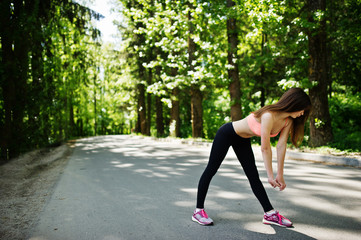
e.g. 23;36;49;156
192;88;312;227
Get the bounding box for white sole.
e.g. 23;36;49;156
192;216;213;226
263;219;291;228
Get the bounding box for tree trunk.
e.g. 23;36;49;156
0;0;13;161
154;60;164;137
260;33;267;107
227;0;242;121
134;18;148;136
137;83;147;135
93;76;97;135
190;85;203;138
30;28;45;145
170;86;180;138
155;96;164;137
146;68;152;136
307;0;333;147
188;3;203;138
10;0;29;157
69;91;76;136
26;0;50;148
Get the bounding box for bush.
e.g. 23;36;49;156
328;91;361;152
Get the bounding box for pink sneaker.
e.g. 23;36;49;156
192;209;214;226
263;210;293;227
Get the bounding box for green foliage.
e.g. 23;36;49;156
114;0;360;152
329;89;361;151
1;0;361;160
203;88;231;139
329;0;361;93
0;0;126;160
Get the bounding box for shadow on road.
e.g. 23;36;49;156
30;135;361;240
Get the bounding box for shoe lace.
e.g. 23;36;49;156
275;212;283;224
275;212;291;225
199;209;209;219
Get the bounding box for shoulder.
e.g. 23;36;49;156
260;112;274;122
260;112;275;128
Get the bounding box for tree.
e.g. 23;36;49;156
170;86;180;137
307;0;333;146
227;0;242;121
0;0;102;161
0;0;29;159
0;0;15;159
187;1;203;138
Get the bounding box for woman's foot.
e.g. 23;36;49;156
192;209;214;226
263;210;293;227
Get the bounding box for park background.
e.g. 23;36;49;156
0;0;360;161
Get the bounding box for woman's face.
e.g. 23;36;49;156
291;110;304;118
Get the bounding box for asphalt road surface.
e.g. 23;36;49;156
29;135;361;240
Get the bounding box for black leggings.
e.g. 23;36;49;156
196;122;273;212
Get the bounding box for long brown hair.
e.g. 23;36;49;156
253;88;312;147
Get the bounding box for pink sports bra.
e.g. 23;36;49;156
247;113;288;137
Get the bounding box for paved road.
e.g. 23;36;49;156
29;135;361;240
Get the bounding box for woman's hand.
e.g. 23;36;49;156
268;177;281;189
268;175;286;191
275;175;286;191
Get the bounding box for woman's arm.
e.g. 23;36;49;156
260;113;281;189
275;120;292;191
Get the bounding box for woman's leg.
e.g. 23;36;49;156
231;136;274;212
196;123;233;209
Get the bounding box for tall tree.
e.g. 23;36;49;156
0;0;15;159
136;82;147;135
226;0;242;121
170;86;180;137
188;2;203;138
0;0;30;159
132;2;148;135
307;0;333;146
0;0;103;160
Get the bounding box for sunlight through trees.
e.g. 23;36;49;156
1;0;360;160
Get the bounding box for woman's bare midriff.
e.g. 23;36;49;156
232;119;255;138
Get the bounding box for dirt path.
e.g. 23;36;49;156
0;143;74;240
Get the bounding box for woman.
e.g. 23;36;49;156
192;88;312;227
